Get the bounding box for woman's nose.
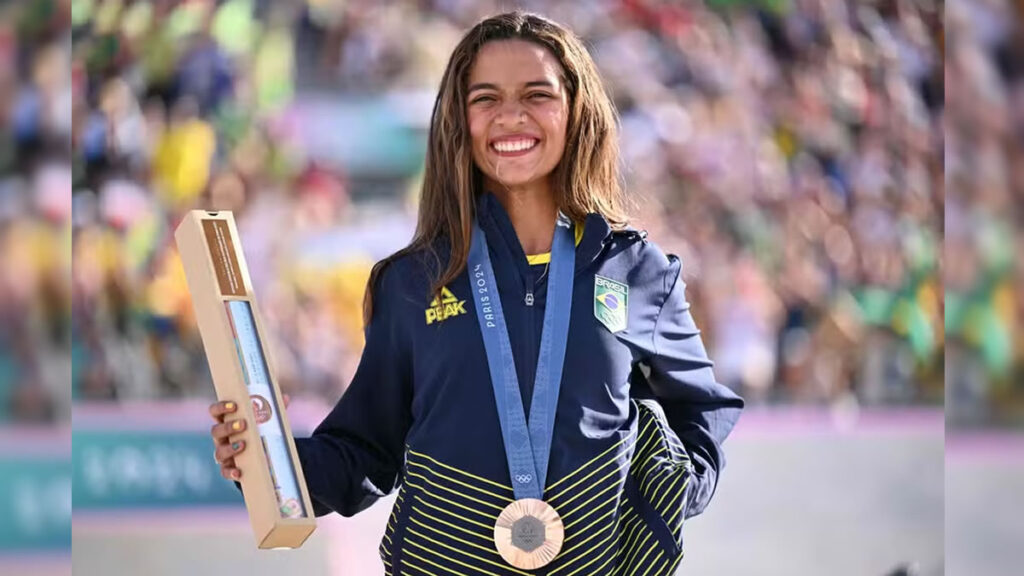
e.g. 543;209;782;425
496;102;526;127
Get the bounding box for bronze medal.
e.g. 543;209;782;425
471;219;576;570
493;498;564;570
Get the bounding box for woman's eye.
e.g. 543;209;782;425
471;95;496;104
527;93;553;100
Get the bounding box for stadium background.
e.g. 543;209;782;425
0;0;1019;574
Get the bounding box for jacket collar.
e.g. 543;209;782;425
475;191;611;277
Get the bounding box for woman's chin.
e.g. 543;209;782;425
485;171;550;190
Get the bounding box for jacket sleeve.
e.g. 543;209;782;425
293;267;414;517
644;254;744;519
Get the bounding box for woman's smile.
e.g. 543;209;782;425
490;135;541;157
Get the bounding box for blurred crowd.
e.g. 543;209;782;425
0;0;1011;425
598;0;948;409
945;0;1024;426
0;0;72;424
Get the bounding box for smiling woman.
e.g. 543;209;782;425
467;39;570;256
208;10;743;576
361;11;629;311
467;40;569;186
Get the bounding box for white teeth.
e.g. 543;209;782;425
493;139;537;153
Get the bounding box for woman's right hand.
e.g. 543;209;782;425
209;400;248;481
209;395;291;481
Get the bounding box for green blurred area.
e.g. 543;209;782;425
0;453;71;552
72;429;242;510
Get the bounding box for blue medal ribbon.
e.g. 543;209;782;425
468;213;575;501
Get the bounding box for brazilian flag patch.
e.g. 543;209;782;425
594;275;628;333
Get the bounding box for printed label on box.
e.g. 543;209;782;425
225;300;306;519
202;219;246;297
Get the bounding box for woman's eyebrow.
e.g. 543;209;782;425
467;80;557;94
523;80;556;89
467;82;500;94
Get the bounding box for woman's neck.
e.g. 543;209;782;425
490;181;558;257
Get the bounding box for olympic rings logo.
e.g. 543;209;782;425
514;474;533;484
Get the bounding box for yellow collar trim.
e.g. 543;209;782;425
526;222;584;265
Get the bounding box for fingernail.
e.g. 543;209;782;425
225;402;235;410
232;420;242;431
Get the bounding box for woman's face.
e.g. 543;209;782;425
466;39;570;192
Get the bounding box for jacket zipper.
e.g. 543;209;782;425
524;267;537;419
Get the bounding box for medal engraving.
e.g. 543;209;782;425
511;516;545;552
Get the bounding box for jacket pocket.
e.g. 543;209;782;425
624;474;680;558
625;399;693;556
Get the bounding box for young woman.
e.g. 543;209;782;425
210;11;743;575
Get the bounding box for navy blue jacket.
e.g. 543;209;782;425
293;193;744;575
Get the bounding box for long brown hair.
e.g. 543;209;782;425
364;11;629;323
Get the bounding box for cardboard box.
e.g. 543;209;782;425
175;210;316;549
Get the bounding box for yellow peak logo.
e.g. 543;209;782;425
425;286;467;325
